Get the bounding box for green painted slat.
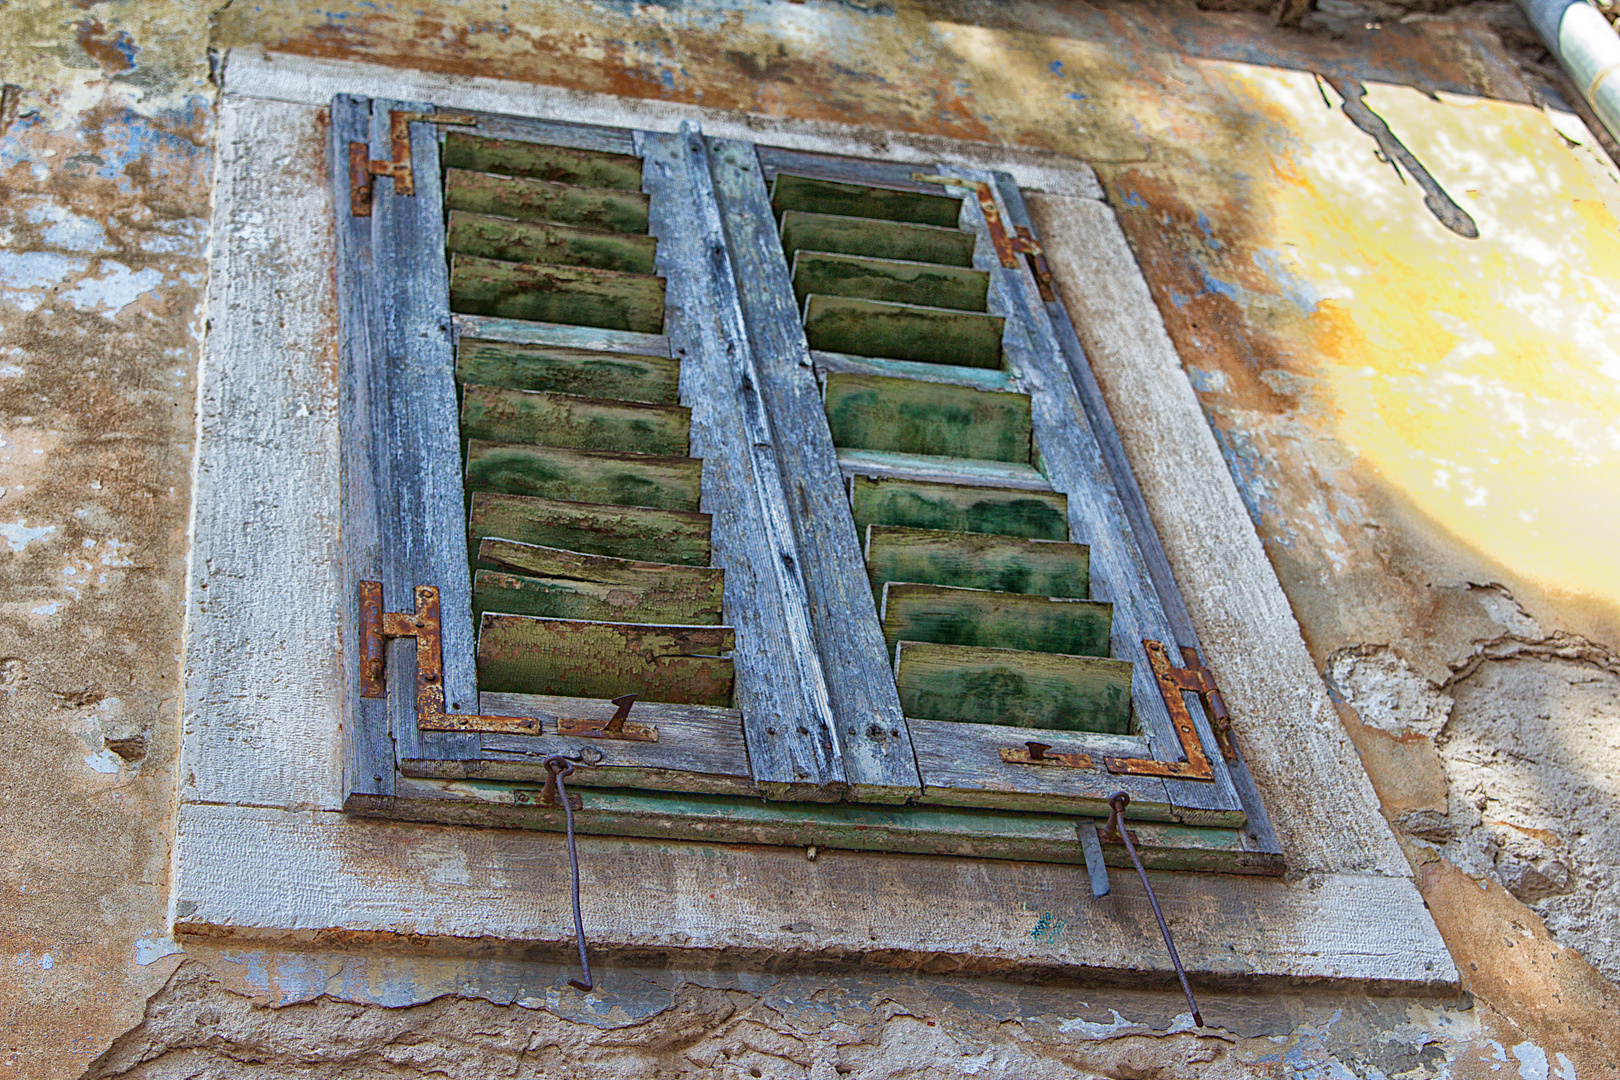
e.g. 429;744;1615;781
779;210;977;268
444;168;650;233
895;640;1134;735
770;172;963;227
823;372;1030;463
459;384;690;454
444;131;643;190
813;350;1014;392
477;613;735;706
849;476;1069;542
865;525;1089;602
449;254;666;334
473;562;723;625
791;251;988;312
879;582;1112;657
390;781;1283;873
804;295;1003;368
446;211;658;274
464;440;702;511
468;492;712;566
456;338;681;403
478;537;722;623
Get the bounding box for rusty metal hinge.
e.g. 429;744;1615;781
358;580;540;735
911;173;1056;300
1106;640;1237;780
348;110;477;217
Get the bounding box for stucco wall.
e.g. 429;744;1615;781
1;1;1617;1077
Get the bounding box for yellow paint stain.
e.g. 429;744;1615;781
1207;63;1620;617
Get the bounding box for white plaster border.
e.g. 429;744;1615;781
171;50;1456;992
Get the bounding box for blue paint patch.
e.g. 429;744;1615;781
1065;91;1087;102
1251;247;1325;315
1199;268;1241;303
79;99;213;197
1119;189;1148;210
1206;423;1293;546
1184;365;1223;393
1049;60;1064;75
1167;287;1189;309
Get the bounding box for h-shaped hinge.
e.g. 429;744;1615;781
348;110;477;217
911;173;1057;300
1105;640;1238;780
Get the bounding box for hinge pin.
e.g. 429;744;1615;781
544;754;594;993
1101;791;1203;1027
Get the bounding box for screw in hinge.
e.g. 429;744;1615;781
1101;791;1204;1028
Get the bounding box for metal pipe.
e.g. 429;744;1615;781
1517;0;1620;143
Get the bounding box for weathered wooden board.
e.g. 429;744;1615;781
464;440;702;510
477;538;723;622
849;475;1069;541
456;338;680;403
823;372;1030;463
473;567;722;625
895;640;1133;734
837;450;1050;490
444;168;650;233
477;613;735;705
880;583;1112;658
447;211;658;274
468;492;712;566
779;210;977;267
444;131;643;190
771;172;963;227
459;384;691;454
449;254;666;333
813;349;1015;392
865;526;1089;602
791;251;988;312
388;778;1280;873
454;692;754;795
702;137;919;802
804;295;1005;369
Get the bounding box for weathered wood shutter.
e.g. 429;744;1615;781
333;95;1279;871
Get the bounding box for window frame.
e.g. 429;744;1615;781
331;94;1281;873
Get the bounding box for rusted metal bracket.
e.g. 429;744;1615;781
348;109;477;217
1100;791;1203;1027
910;173;1054;297
999;740;1092;769
1106;639;1225;780
0;85;21;136
358;580;540;735
557;693;658;743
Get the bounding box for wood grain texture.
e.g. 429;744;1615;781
780;210;977;267
436;692;754;793
444;168;650;232
464;440;702;510
895;640;1134;734
477;613;735;705
459;384;690;453
771;172;963;227
812;350;1015;393
838;450;1049;490
452;315;669;356
473;567;723;624
449;254;666;333
372;99;481;762
849;475;1068;541
173;803;1454;988
456;338;681;402
803;295;1005;369
879;583;1111;657
376;779;1282;875
468;491;712;566
474;539;723;624
791;251;988;312
707;137;922;802
446;211;658;273
444;131;643;189
823;372;1031;463
644;128;854;800
865;525;1089;602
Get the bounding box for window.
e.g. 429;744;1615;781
333;95;1280;875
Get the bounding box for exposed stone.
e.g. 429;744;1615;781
1327;648;1453;738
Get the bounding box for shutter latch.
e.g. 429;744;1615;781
358;580;541;735
557;693;658;743
348;110;477;217
999;740;1093;769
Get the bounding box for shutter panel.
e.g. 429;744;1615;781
711;145;1246;826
